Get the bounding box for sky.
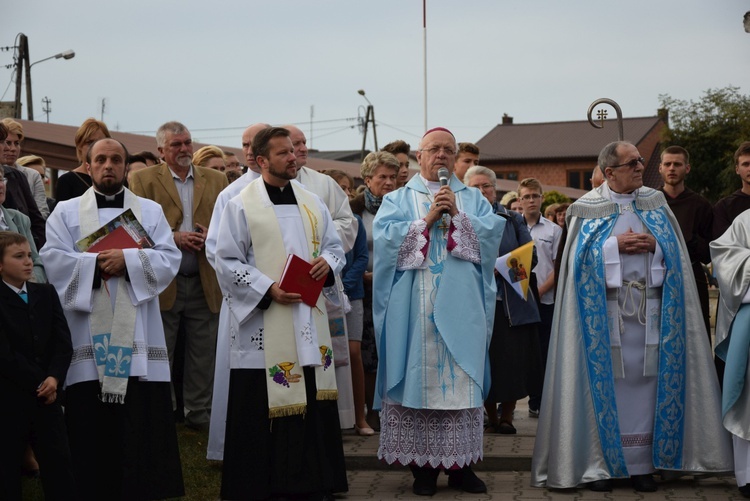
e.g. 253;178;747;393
4;1;750;154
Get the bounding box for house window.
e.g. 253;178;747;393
568;170;592;190
497;171;519;181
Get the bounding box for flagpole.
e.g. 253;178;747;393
423;0;428;131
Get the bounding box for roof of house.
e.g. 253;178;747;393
13;119;362;177
309;149;368;162
476;116;664;162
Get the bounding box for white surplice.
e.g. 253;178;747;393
602;189;665;475
213;185;344;370
206;172;354;459
39;194;181;387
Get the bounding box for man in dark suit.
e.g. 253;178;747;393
129;121;228;430
0;230;74;500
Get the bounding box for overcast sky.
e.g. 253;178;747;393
5;1;750;154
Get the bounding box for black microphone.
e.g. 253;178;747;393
438;167;450;186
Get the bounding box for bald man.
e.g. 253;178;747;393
591;164;604;188
241;123;271;174
283;125;357;253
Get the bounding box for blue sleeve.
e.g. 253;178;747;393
342;215;368;295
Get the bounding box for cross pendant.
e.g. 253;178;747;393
437;215;450;235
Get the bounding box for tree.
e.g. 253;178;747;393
659;86;750;203
541;190;570;214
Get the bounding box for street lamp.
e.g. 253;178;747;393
12;34;75;120
358;89;378;161
744;11;750;33
26;49;75;121
29;50;76;69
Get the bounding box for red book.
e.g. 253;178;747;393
278;254;325;307
86;225;141;253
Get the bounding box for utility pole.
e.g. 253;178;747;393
358;90;378;161
13;35;27;119
42;96;51;123
23;35;33;120
359;105;377;161
100;98;106;121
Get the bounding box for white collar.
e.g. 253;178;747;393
3;279;26;294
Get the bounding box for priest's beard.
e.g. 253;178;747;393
268;162;297;183
94;179;124;196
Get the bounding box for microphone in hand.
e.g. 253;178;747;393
437;167;450;186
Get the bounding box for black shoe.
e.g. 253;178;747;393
497;420;517;435
447;466;487;494
739;483;750;498
410;466;439;496
587;479;613;492
307;492;335;501
631;474;657;492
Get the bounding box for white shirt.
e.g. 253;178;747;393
526;214;562;305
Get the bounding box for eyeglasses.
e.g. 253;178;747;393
520;193;542;201
473;183;495;190
419;146;456;156
609;157;645;169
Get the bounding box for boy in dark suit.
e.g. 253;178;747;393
0;231;75;500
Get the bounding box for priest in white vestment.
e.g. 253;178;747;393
531;141;732;493
40;138;184;501
711;208;750;499
205;123;359;460
214;127;348;500
373;127;504;496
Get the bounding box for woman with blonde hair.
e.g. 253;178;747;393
18;155;55;213
192;145;226;171
56;118;111;202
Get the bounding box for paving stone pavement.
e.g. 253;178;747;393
340;398;744;500
342;470;744;500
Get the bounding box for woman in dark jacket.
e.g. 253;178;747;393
465;166;543;434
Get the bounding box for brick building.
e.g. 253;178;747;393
476;111;668;191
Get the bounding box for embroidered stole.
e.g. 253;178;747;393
79;188;140;403
241;179;337;418
572;190;688;474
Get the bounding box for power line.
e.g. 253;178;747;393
195;124;356;143
0;71;15;101
124;117;358;135
374;120;422;139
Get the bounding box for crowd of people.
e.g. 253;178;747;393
2;113;750;500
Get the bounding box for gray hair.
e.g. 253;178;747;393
360;151;399;178
597;140;632;172
156;121;190;148
464;165;496;184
